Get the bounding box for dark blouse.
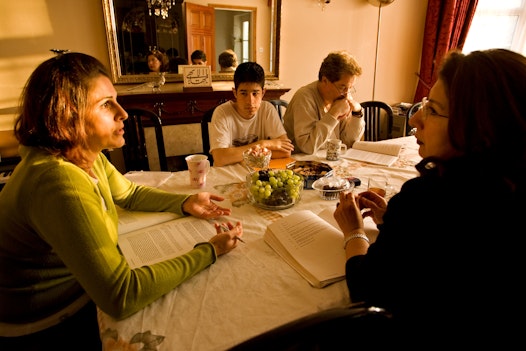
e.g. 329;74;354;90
345;156;525;344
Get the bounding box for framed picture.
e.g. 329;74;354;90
181;65;212;89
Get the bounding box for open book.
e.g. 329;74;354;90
117;208;215;269
264;209;378;289
341;141;402;166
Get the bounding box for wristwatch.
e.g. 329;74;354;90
351;108;364;117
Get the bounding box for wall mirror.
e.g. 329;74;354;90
102;0;281;84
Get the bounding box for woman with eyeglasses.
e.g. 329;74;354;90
282;50;365;154
333;49;525;346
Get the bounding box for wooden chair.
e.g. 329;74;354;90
269;99;289;123
122;108;168;171
361;101;394;141
201;106;217;166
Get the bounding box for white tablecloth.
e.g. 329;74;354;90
98;136;421;351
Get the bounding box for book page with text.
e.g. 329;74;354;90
118;217;215;268
339;141;402;166
317;207;380;243
265;210;345;287
351;141;402;156
117;207;180;235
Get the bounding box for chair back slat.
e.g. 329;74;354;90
360;101;394;141
122;108;168;171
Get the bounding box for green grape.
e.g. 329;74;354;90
248;169;303;207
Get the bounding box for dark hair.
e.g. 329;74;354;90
233;62;265;90
191;50;207;62
218;50;238;69
439;48;526;179
318;51;362;82
14;52;110;156
166;48;179;58
147;49;169;72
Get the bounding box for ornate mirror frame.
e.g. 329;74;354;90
102;0;281;84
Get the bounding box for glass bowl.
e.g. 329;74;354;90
246;169;304;210
311;177;354;200
243;146;272;170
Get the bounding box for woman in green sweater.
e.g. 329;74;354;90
0;52;243;350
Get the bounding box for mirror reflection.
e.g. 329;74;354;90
102;0;281;84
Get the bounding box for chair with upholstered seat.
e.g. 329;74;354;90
122;108;168;171
361;101;394;141
269;99;289;123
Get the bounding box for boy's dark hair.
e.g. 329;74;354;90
191;50;207;62
233;62;265;89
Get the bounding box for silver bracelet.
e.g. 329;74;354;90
343;233;370;249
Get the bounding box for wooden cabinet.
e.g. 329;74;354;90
117;83;290;126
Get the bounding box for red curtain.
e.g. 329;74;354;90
413;0;479;103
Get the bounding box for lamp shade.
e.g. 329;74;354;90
367;0;395;7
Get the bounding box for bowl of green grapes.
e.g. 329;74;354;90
246;169;304;210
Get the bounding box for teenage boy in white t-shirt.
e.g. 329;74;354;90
209;62;294;166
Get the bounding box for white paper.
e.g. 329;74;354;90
117;207;180;235
265;210;346;288
341;141;402;166
118;217;215;268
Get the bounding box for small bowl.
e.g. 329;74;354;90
246;169;304;210
311;177;354;200
243;147;272;169
286;161;333;189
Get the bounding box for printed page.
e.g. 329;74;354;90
317;207;380;243
118;217;216;269
351;141;402;156
117;207;180;235
265;210;346;288
339;141;402;166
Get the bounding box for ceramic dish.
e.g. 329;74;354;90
286;161;333;189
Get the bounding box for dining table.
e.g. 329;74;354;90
97;136;422;351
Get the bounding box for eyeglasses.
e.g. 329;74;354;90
330;81;356;97
420;97;448;119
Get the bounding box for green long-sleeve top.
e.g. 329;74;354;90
0;146;217;324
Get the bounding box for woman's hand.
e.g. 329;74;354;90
182;193;232;219
357;191;388;225
210;221;243;256
334;191;364;234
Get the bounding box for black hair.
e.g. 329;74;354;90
233;62;265;90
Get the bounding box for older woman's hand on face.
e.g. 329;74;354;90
334;192;364;235
183;193;232;219
357;191;388;225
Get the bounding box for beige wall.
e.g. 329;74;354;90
279;0;428;104
0;0;428;161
